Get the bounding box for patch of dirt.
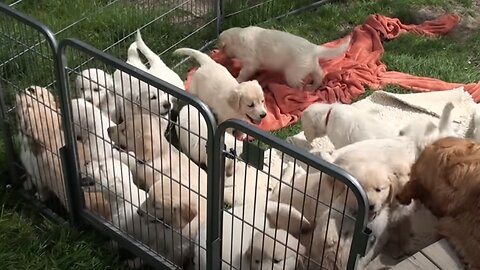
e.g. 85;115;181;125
412;1;480;41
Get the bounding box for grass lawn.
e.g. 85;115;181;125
1;0;480;268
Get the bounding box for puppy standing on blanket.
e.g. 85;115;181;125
218;26;351;89
301;102;397;149
174;47;267;140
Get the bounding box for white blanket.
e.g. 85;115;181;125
286;86;476;153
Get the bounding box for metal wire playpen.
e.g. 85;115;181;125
0;0;371;269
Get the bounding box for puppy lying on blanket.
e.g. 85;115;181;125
397;137;480;269
301;102;397;149
218;26;351;90
174;47;267;140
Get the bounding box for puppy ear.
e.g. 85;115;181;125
227;90;241;111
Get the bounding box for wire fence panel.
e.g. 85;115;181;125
57;37;218;269
208;120;371;270
0;2;75;220
7;0;220;77
0;0;371;269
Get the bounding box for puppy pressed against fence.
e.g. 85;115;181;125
0;1;374;269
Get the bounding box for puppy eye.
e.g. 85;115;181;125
399;130;404;136
375;188;382;192
93;88;99;92
150;95;157;100
248;103;254;108
255;260;260;264
80;87;84;91
261;100;264;103
274;259;282;264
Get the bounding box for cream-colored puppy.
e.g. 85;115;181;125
84;157;146;230
174;48;267;133
246;226;306;270
108;114;210;235
218;26;351;89
176;104;242;177
301;103;396;148
399;102;456;152
75;68;123;123
16;86;67;207
113;41;171;120
71;98;114;142
135;30;185;110
192;202;283;270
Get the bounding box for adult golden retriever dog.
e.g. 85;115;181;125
397;136;480;269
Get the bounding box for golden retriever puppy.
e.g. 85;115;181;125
16;86;63;152
107;114;207;193
84;191;111;220
176;104;241;177
108;114;209;235
174;48;267;136
75;68;122;123
218;26;351;89
399;102;456;153
246;226;306;270
139;178;206;238
397;137;480;269
301;103;396;148
16;86;67;207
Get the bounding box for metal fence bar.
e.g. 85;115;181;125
214;119;371;270
57;37;218;269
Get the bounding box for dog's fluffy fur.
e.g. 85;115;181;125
176;104;242;177
16;86;68;208
218;26;351;90
108;114;208;236
397;137;480;269
301;103;396;148
399;102;456;153
113;55;168;121
472;104;480;141
174;48;267;133
135;30;185;110
75;68;123;123
246;226;306;270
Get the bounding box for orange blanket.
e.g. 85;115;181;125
184;14;480;131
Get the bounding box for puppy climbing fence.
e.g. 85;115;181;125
0;0;371;269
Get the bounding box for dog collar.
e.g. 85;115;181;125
325;107;333;127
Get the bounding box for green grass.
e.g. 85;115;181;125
0;187;121;269
1;0;480;267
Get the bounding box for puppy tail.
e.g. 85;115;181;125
315;35;351;60
438;102;454;135
127;41;141;62
174;48;215;66
135;30;164;67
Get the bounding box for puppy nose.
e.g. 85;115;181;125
162;103;171;110
27;87;35;94
369;204;375;211
260;112;267;118
136;209;144;217
80;176;95;186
